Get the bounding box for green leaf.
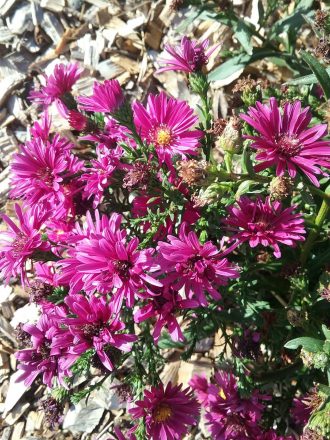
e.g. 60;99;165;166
318;384;330;396
234;20;253;55
322;325;330;340
208;49;291;82
286;70;330;86
236;180;255;198
269;0;314;37
241;144;255;176
284;337;324;353
158;333;186;349
300;51;330;100
323;341;330;355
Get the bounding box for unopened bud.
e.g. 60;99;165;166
216;116;243;154
68;110;89;131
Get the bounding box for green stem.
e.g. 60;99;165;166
200;94;213;161
224;152;233;173
300;196;330;266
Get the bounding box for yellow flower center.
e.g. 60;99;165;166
154;404;172;422
218;388;227;400
156;128;172;146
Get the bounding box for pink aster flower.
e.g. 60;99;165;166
258;431;294;440
77;79;124;113
224;196;306;258
290;392;316;426
57;211;162;310
134;285;199;343
133;92;203;167
241;98;330;186
29;63;81;117
129;382;200;440
157;223;239;306
157;36;219;74
0;204;50;285
190;371;269;440
81;116;134;149
80;145;124;208
10;132;83;218
15;314;73;387
53;294;137;371
29;111;51;142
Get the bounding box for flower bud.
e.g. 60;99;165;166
216;116;243;154
68;110;89;131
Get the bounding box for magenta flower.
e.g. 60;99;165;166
157;223;239;306
77;79;124;113
129;382;200;440
57;212;162;309
290;394;313;426
68;110;89;131
15;314;72;387
241;98;330;186
134;285;199;343
190;371;269;440
0;204;50;285
81;116;134;149
29;111;51;142
157;37;219;74
29;63;81;117
53;294;137;371
224;196;306;258
258;432;294;440
133;92;203;167
80;145;124;208
10;132;83;217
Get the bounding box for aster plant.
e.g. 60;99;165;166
2;20;330;440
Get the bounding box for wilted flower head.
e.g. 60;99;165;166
0;204;50;285
241;98;330;186
40;397;63;427
269;176;294;200
178;159;208;186
157;36;219;74
133;92;203;168
29;63;81;117
129;381;200;440
158;222;239;306
78;79;124;113
123;162;153;191
224;196;306;258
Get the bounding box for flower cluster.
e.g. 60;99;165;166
2;30;329;439
190;371;294;440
